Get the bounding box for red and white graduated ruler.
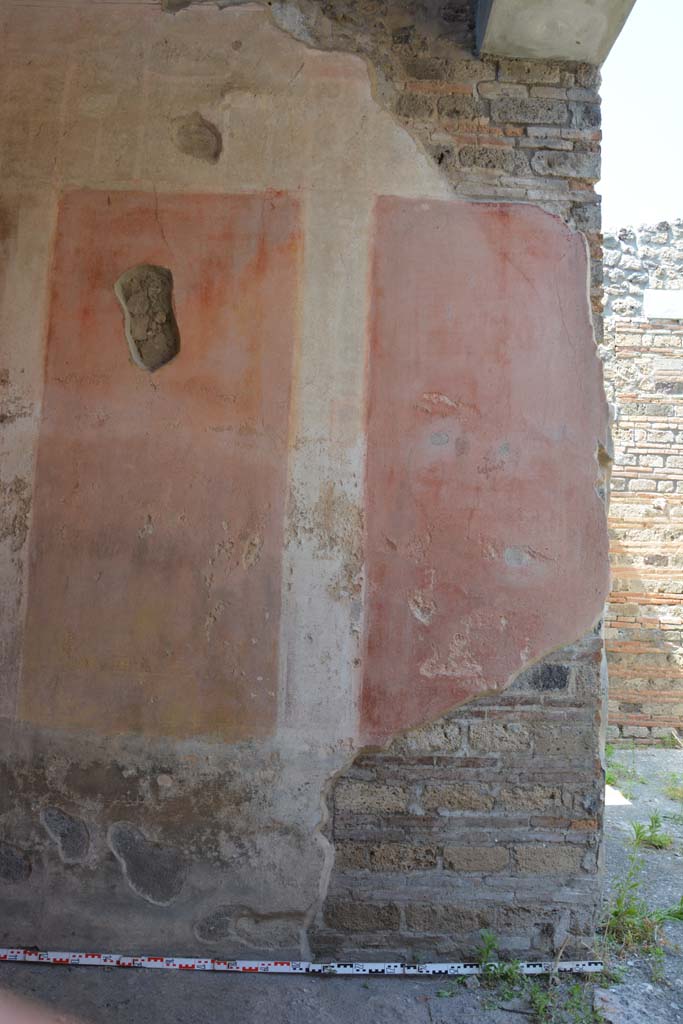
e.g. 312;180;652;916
0;949;603;976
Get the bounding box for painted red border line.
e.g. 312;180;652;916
0;950;604;977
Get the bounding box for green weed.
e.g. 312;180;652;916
528;980;553;1022
476;928;504;987
468;931;604;1022
435;977;466;997
476;927;499;964
566;981;604;1024
438;931;524;1001
650;945;666;983
522;978;604;1024
595;963;625;986
603;846;683;972
631;812;673;850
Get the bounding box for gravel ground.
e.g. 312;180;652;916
1;747;683;1023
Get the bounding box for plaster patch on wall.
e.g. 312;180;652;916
109;822;188;906
287;481;363;601
504;546;532;567
0;841;31;884
195;905;234;942
41;806;90;864
195;904;304;948
242;532;263;569
408;589;436;625
174;111;222;164
114;264;180;372
0;477;31;552
0;370;31;427
419;631;484;680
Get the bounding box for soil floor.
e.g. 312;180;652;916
2;747;683;1023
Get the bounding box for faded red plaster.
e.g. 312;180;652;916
362;196;609;743
20;189;301;740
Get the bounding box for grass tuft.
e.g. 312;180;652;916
602;845;682;984
631;812;673;850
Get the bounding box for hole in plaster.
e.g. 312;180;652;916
114;264;180;372
174;111;223;164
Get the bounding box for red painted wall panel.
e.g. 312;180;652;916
20;190;300;740
362;197;609;742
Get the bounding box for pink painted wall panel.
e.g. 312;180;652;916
362;197;609;742
20;189;300;740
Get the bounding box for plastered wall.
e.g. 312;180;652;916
0;0;610;958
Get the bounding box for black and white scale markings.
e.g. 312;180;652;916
0;949;604;976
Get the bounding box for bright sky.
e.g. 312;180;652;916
599;0;683;231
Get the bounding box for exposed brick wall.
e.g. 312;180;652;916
602;223;683;742
314;635;604;960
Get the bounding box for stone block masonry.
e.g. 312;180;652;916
0;0;609;962
602;222;683;742
315;635;604;960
